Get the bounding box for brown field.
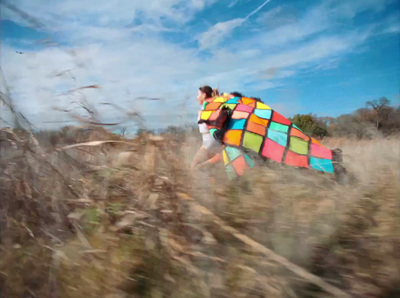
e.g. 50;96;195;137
0;127;399;297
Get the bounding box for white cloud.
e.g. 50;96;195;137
198;18;244;50
1;0;398;131
198;0;273;50
228;0;240;8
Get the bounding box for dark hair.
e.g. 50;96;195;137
199;86;213;98
230;92;243;98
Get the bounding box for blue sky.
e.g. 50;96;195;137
1;0;399;131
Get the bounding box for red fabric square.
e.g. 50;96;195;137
231;155;247;176
209;110;222;121
310;143;332;159
261;139;285;163
285;151;308;168
272;112;291;125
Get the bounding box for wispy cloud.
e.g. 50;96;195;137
198;18;245;50
197;0;272;50
1;0;399;129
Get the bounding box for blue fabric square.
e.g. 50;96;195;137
225;97;240;104
310;157;334;173
267;130;288;147
254;109;272;119
227;119;246;130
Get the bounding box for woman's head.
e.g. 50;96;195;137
197;85;213;104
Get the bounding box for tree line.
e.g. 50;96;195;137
290;97;400;139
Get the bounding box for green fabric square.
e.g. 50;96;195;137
226;164;237;180
270;122;289;133
221;103;237;110
289;137;308;155
243;132;263;153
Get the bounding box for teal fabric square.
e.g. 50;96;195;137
245;154;255;168
267;130;288;147
270;122;289;133
310;157;334;173
209;128;217;138
225;146;242;161
293;124;301;130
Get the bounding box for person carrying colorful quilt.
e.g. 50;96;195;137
195;90;347;182
190;86;223;169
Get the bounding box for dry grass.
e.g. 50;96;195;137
1;127;399;297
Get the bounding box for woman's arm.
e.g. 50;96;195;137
196;152;223;169
190;146;209;169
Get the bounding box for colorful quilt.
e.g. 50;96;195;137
199;95;335;178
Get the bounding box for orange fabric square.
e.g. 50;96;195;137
223;129;242;146
205;102;222;111
290;128;310;141
240;97;256;107
247;121;266;136
249;114;268;126
311;137;321;145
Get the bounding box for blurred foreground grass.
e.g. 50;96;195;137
0;127;399;297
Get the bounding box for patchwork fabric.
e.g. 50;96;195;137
290;128;310;141
310;157;334;173
246;121;266;136
232;110;250;120
289;137;308;155
254;109;272;119
262;139;285;163
227;118;246;130
235;104;254;113
269;122;289;133
267;130;287;147
199;95;336;178
242;132;263;153
222;146;255;179
223;129;242;146
249;114;269;126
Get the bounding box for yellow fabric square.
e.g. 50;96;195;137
200;111;212;120
213;97;228;103
223;150;229;165
256;102;271;110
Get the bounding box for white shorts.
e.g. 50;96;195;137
202;133;221;154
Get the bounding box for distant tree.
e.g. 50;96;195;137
290;114;329;138
120;127;127;137
366;97;390;129
328;114;377;139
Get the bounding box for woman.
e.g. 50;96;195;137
190;86;222;169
